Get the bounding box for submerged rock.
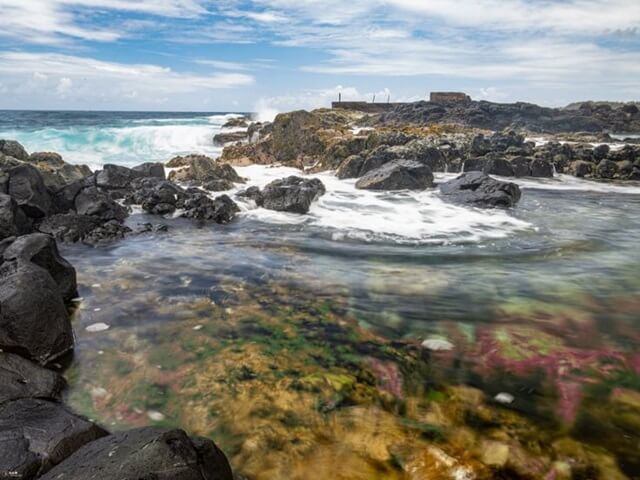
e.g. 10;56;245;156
257;176;326;214
40;427;233;480
355;160;434;191
0;398;107;480
439;172;521;208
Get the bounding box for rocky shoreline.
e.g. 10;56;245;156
1;98;639;479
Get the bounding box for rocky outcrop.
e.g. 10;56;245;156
242;176;326;214
8;164;53;218
0;234;76;364
168;155;243;189
439;172;522;208
377;99;640;133
213;131;249;146
0;193;30;240
0;140;29;161
0;398;108;479
355;160;434;191
40;427;233;480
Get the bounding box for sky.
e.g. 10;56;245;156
0;0;639;113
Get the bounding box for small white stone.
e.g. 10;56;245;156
93;308;101;312
421;338;454;351
192;325;203;331
147;411;165;421
92;284;102;288
91;387;108;398
86;322;110;333
494;392;515;404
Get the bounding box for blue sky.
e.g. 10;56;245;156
0;0;639;113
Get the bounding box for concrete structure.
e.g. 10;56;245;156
331;101;400;113
430;92;471;103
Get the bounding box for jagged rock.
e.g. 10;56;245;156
0;353;66;405
203;179;235;191
132;162;166;180
596;159;618;179
463;157;487;172
2;233;77;302
83;220;132;246
530;159;554;177
8;165;52;218
74;187;128;222
181;194;239;223
168;155;243;186
0;140;29;161
593;144;610;161
223;117;249;128
236;186;262;203
365;131;414;149
617;160;635;178
258;176;326;214
27;152;64;168
484;158;515;177
0;193;31;240
0;237;74;364
213;131;248;146
439;171;521;208
96;164;144;190
336;154;365;179
36;214;103;243
0;399;107;479
510;157;532;177
569;160;593;177
40;427;232;480
355;160;434;191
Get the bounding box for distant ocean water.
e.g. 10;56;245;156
0;110;247;170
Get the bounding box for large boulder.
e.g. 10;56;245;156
530;159;554;177
0;193;31;240
510;157;531;177
0;398;107;480
213;131;249;146
0;353;66;405
168;155;243;186
484;157;515;177
569;160;593;178
0;238;74;364
0;140;29;161
132;162;166;180
2;233;77;302
40;427;232;480
74;187;128;222
596;159;618;179
257;176;326;214
8;165;52;218
25;153;92;192
336;154;365;179
181;194;239;223
96;164;143;190
439;172;522;208
126;177;183;215
355;160;434;191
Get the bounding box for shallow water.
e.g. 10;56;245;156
4;111;640;478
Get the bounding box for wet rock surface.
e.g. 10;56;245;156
249;176;326;214
40;427;233;480
0;353;66;405
440;171;522;208
355;160;434;191
0;399;108;479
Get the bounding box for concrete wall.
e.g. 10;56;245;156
331;101;403;113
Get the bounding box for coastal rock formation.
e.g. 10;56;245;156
168;154;244;188
8;164;53;218
213;131;249;146
245;176;326;214
181;193;239;223
439;172;522;208
0;352;66;404
0;234;75;364
0;398;108;479
0;140;29;161
0;193;30;239
355;160;434;191
377;99;640;133
40;427;233;480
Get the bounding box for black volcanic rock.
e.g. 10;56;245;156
439;171;521;208
258;176;326;214
0;353;66;405
0;193;31;240
8;165;52;218
356;160;434;191
40;427;233;480
0;399;107;480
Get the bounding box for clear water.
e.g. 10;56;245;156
3;111;640;479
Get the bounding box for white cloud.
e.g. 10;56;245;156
0;51;254;108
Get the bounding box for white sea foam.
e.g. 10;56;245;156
232;166;535;244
